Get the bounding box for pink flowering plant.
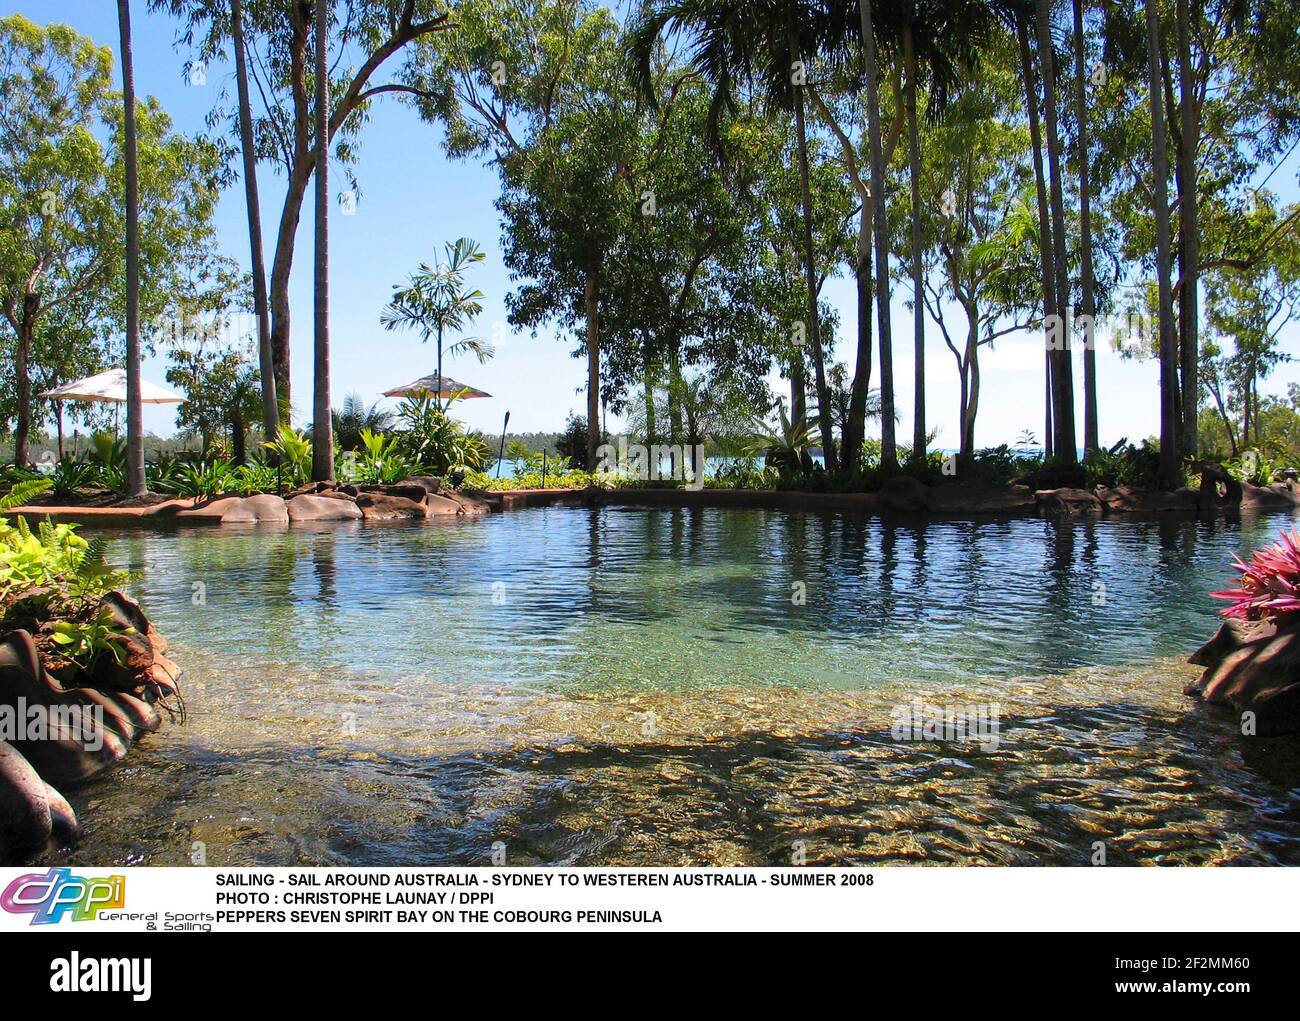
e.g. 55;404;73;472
1211;527;1300;621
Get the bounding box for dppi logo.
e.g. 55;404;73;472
1;868;125;925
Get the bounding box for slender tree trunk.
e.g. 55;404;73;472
844;212;874;471
232;0;281;437
1176;0;1199;457
642;340;657;447
791;57;837;473
310;0;333;482
270;174;308;411
1146;0;1180;489
231;418;247;465
859;0;896;472
117;0;146;497
13;309;35;467
1018;20;1056;460
436;323;444;409
905;24;926;459
1072;0;1099;454
1036;0;1078;464
584;269;600;469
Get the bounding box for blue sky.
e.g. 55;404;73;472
7;0;1299;450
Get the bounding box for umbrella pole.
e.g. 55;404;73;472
496;410;510;478
56;405;64;461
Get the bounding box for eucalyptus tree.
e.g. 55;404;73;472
380;237;491;408
893;1;993;459
230;0;279;437
628;0;862;472
905;48;1037;455
403;0;634;468
804;81;895;469
153;0;457;410
597;79;768;452
0;15;223;467
310;0;332;482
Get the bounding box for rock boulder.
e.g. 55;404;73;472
879;476;930;514
286;494;363;522
925;482;1036;515
1186;616;1300;735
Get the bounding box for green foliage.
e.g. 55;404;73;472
262;425;312;486
0;510;127;604
332;394;394;452
394;395;488;478
0;478;51;512
48;605;133;669
49;459;104;497
1083;441;1163;490
342;428;421;485
706;458;779;490
1224;449;1290;487
554;413;605;471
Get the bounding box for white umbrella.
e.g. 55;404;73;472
40;367;184;404
40;367;183;458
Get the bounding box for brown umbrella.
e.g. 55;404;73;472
382;373;491;400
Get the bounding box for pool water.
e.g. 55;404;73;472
46;506;1300;866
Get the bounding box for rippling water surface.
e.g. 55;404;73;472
47;506;1300;866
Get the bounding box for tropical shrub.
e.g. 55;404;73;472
395;395;488;477
49;459;104;497
1211;527;1300;622
1225;448;1291;487
1083;440;1162;490
262;425;312;486
0;480;136;677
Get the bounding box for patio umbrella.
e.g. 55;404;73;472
41;367;184;404
382;373;491;400
40;367;183;457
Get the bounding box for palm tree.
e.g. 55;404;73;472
1145;0;1180;488
380;238;492;409
332;393;394;451
859;0;896;472
1034;0;1078;464
1012;11;1058;459
116;0;146;497
1071;0;1099;454
310;0;332;482
627;0;852;473
231;0;280;438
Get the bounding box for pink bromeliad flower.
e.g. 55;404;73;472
1211;527;1300;620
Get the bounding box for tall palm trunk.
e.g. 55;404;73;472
904;23;925;458
1035;0;1077;464
1145;0;1180;489
585;269;600;468
1017;19;1056;460
791;41;837;473
117;0;146;497
859;0;896;472
232;0;280;437
310;0;333;481
1175;0;1198;457
843;210;873;471
1071;0;1099;453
